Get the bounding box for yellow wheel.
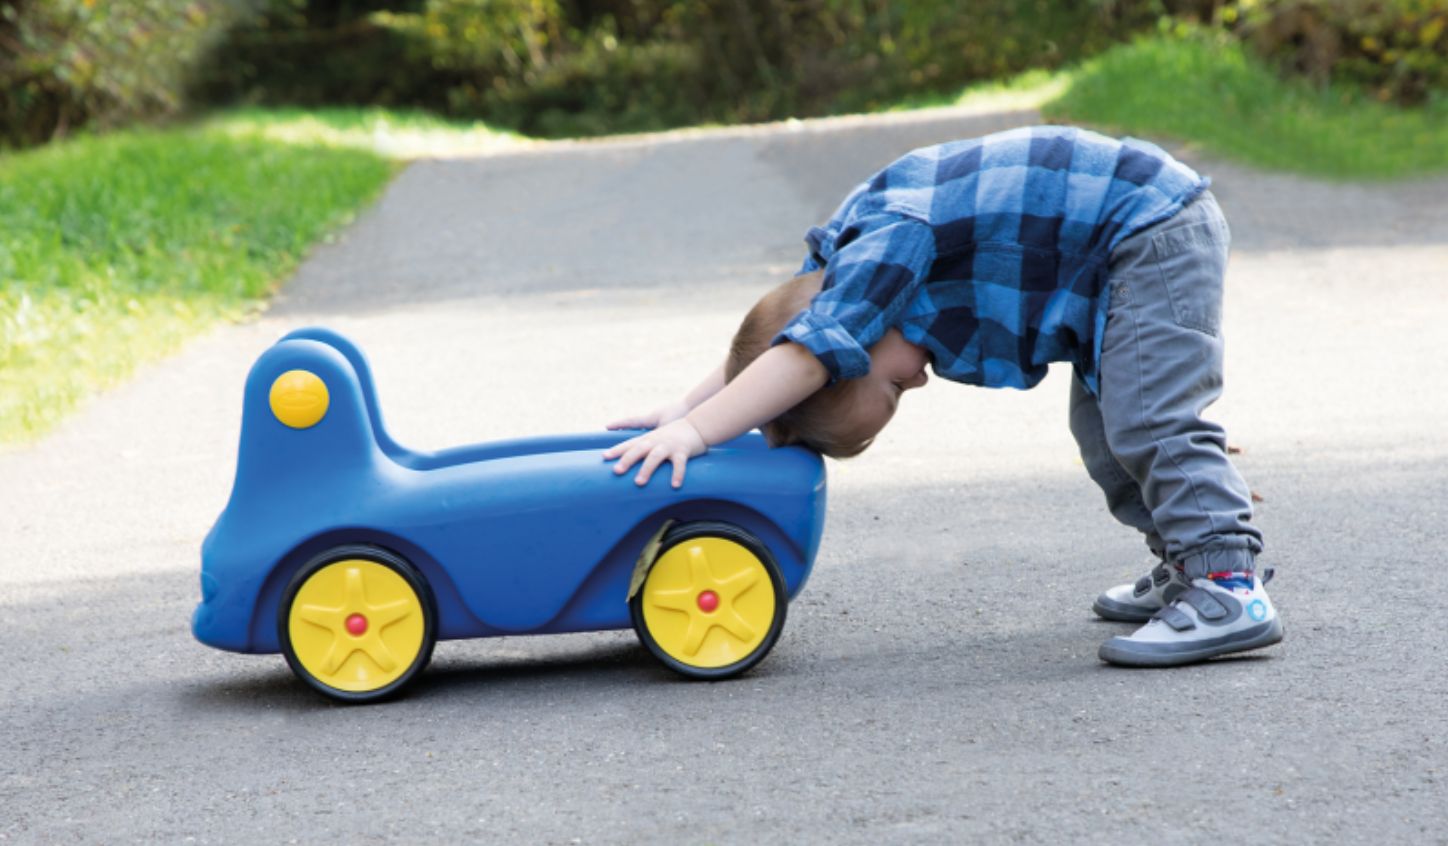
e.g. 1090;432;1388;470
279;545;436;703
630;522;786;679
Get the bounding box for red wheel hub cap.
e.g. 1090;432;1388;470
696;590;720;613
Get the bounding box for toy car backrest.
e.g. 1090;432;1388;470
232;337;387;498
278;326;415;466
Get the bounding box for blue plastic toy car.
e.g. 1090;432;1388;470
192;327;827;703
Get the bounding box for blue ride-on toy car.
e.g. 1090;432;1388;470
192;327;828;703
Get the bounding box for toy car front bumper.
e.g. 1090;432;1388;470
192;601;249;653
191;570;255;653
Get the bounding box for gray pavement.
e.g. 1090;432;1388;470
3;106;1447;844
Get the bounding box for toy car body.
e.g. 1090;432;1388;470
192;327;827;702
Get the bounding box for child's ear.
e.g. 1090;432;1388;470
763;418;796;448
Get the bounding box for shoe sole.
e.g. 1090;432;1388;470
1098;617;1284;668
1091;594;1159;623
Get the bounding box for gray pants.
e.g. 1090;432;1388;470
1069;191;1262;579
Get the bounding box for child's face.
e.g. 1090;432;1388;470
846;329;930;442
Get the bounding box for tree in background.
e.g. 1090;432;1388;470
1231;0;1447;104
2;0;1442;147
195;0;1159;136
0;0;248;147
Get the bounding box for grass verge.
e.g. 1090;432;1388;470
892;32;1448;180
203;106;528;158
0;110;516;443
1042;33;1448;180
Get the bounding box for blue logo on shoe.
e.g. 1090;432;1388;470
1247;599;1267;622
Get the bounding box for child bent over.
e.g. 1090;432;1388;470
604;125;1282;667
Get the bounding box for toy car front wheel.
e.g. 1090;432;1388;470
279;545;436;704
630;522;787;680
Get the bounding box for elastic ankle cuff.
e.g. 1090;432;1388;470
1179;548;1256;580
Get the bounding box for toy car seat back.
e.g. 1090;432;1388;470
228;338;387;509
279;326;416;466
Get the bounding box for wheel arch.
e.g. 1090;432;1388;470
538;497;814;637
248;527;471;653
654;500;814;598
639;500;814;599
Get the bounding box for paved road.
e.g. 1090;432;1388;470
4;107;1447;844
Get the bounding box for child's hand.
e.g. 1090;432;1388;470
602;418;707;488
605;398;689;431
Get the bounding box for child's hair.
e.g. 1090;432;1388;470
725;270;876;458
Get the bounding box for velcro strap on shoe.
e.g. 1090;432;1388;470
1179;587;1230;622
1151;564;1171;586
1133;575;1152;597
1153;605;1196;631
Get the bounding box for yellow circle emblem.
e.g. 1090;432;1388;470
269;369;329;429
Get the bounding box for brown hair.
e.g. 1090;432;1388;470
725;271;877;458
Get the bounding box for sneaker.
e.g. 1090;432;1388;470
1098;571;1283;667
1092;561;1192;623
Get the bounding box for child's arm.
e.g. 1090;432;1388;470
603;343;827;488
606;361;727;431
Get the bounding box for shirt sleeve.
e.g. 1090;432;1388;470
773;215;936;382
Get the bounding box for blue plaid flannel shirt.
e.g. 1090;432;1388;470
774;125;1209;395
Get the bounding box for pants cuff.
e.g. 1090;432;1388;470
1178;546;1257;579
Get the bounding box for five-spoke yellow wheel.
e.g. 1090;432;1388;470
631;522;786;679
280;545;436;703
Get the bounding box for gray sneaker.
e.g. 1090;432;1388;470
1092;562;1192;623
1099;572;1283;667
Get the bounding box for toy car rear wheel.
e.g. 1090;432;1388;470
630;522;787;680
279;544;436;704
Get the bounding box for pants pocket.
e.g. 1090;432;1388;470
1150;219;1228;337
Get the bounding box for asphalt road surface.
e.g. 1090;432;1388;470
4;107;1447;844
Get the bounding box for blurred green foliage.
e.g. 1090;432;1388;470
194;0;1163;137
185;0;441;109
190;0;1448;137
0;0;244;147
1227;0;1448;105
2;0;1444;147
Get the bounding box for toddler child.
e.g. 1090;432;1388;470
603;124;1282;667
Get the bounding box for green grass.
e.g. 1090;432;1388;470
0;109;523;443
1044;33;1448;180
884;33;1448;180
884;68;1069;115
923;33;1447;180
202;106;528;158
